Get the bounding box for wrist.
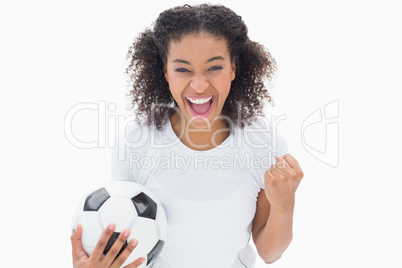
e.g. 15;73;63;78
270;204;295;215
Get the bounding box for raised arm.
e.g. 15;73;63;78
252;154;304;264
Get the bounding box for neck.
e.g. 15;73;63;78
169;110;230;151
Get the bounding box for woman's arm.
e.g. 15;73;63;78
252;190;294;263
252;154;303;264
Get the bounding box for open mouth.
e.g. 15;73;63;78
185;96;215;117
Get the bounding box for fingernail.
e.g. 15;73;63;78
123;229;130;237
140;258;146;264
131;239;138;247
108;223;115;230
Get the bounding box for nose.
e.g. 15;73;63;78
190;73;209;93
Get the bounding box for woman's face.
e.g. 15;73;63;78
164;31;236;129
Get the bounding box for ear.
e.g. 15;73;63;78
163;64;169;83
230;58;236;81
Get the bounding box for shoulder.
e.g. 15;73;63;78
117;119;154;148
240;116;288;153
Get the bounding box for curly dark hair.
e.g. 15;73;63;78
126;3;277;132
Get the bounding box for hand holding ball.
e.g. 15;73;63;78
71;181;167;267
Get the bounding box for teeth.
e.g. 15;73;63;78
186;96;212;104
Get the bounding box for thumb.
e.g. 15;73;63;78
71;224;88;260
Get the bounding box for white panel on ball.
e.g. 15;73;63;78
156;205;168;241
105;180;141;198
131;217;159;252
99;197;138;232
125;217;159;266
77;212;103;249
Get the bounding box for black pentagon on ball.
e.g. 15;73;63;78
84;187;110;211
131;192;157;220
103;232;127;259
147;240;165;265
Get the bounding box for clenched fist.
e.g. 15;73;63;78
264;154;304;211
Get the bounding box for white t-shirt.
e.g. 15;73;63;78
110;117;288;268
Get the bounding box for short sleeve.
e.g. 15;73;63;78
110;121;143;183
110;120;152;185
110;141;135;182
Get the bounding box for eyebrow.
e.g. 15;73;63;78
172;56;225;65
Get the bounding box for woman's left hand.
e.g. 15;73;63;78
264;154;304;211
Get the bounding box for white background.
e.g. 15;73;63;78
1;0;401;267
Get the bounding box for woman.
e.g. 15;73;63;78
71;4;304;268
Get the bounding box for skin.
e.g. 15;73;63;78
164;31;236;151
70;31;304;266
71;223;146;268
252;154;304;263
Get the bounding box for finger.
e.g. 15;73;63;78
122;256;146;268
274;156;288;171
282;154;300;169
270;162;282;176
71;224;82;253
264;169;272;188
267;167;276;177
71;224;88;260
111;239;140;268
103;228;131;266
90;223;116;261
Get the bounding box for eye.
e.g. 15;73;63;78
208;66;223;71
175;68;190;73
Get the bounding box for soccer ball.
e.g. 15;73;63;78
71;180;167;267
